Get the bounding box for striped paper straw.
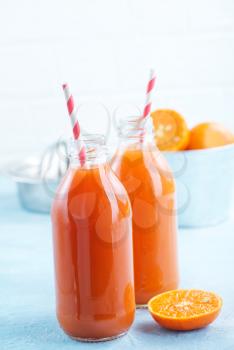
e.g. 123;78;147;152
142;69;156;120
62;83;86;165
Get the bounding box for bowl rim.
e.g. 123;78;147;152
163;143;234;156
6;157;59;185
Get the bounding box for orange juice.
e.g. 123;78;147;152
111;119;179;305
51;137;135;341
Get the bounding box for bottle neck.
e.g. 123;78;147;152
117;116;154;148
69;134;108;168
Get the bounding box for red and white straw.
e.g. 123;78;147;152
62;83;86;165
142;69;156;120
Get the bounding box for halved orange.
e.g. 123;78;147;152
151;109;190;151
187;122;234;150
148;289;222;331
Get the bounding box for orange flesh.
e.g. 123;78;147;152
187;122;234;150
149;290;221;317
51;164;135;339
148;289;222;331
151;109;190;151
112;145;179;305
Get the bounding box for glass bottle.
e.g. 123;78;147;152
51;135;135;341
111;118;179;306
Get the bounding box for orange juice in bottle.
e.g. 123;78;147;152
111;118;179;306
51;135;135;341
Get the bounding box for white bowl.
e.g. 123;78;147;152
164;144;234;227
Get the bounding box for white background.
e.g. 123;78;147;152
0;0;234;164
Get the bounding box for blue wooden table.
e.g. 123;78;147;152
0;177;234;350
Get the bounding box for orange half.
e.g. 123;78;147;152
148;289;222;331
151;109;190;151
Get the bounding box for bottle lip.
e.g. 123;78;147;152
117;115;142;128
70;133;105;146
119;115;141;122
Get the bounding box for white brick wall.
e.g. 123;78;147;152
0;0;234;164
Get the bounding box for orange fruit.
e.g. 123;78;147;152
151;109;190;151
187;122;234;150
148;289;222;331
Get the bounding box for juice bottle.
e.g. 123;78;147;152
51;135;135;341
111;118;179;306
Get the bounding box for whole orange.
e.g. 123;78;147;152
188;122;234;150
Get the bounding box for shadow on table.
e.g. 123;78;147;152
134;314;208;338
2;313;229;350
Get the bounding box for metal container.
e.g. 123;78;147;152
7;141;69;213
8;157;61;214
164;144;234;227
